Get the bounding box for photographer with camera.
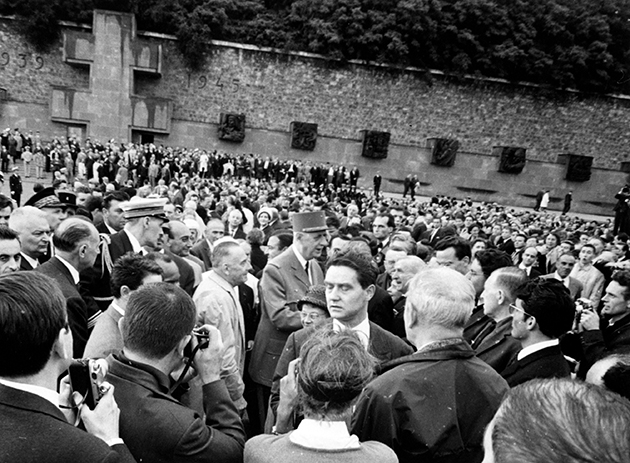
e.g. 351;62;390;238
577;270;630;376
0;272;135;462
106;282;245;463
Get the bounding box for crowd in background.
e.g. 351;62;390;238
1;134;630;463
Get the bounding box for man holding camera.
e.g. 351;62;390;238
578;270;630;374
0;272;135;462
106;282;245;463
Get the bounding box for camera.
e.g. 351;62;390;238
68;359;106;410
574;298;594;327
183;328;210;358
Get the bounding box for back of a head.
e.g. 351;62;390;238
434;235;472;261
211;240;241;268
476;249;513;277
122;283;196;359
489;378;630;463
0;272;67;377
297;329;375;419
110;252;164;299
53;217;96;253
406;267;475;330
515;278;575;339
492;267;528;303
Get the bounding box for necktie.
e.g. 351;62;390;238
304;261;310;284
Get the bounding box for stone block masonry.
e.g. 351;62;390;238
0;11;629;215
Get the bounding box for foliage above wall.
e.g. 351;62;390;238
1;0;630;94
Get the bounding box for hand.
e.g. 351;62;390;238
78;382;121;444
275;358;300;434
279;358;300;413
192;325;224;384
579;310;600;332
58;374;77;424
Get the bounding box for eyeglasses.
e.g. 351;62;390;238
300;312;324;321
509;304;534;319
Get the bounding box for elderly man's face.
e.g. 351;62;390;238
205;222;225;243
298;230;329;260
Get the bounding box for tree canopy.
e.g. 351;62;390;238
1;0;629;94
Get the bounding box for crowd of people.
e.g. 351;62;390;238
1;135;630;463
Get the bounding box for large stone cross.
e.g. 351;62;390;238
51;10;171;141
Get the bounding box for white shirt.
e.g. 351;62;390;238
333;317;370;349
104;222;117;234
111;300;125;317
553;271;571;289
517;339;559;361
290;419;360;450
55;255;80;285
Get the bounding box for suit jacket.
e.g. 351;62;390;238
463;305;495;344
226;225;247;240
268;319;414;427
420;226;457;247
369;285;395;333
500;344;571;387
0;384;135;463
19;255;35;271
107;353;245;463
351;339;508;463
84;303;123;358
191;239;212;270
541;273;583;300
165;249;196;296
96;221;113;235
473;317;521;374
249;247;324;387
37;257;90;358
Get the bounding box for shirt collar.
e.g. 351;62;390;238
104;222;117;234
290;419;360;450
111;300;125;317
333;317;370;349
0;378;61;408
553;272;570;287
21;252;39;268
517;339;559;361
292;244;308;267
124;229;144;254
55;255;80;285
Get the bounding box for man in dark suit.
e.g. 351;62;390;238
9;166;21;206
0;272;135;462
472;267;528;374
97;191;129;234
502;278;575;387
225;208;247;239
249;211;328;429
82;197;170;311
541;252;583;300
8;206;50;270
268;249;414;431
420;217;457;248
37;217;101;358
518;246;542;280
106;283;245;463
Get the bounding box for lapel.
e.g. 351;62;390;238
50;257;76;287
476;317;513;354
287;248;310;287
368;322;395;360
